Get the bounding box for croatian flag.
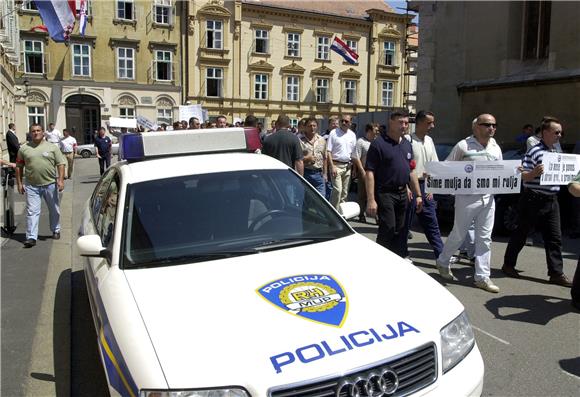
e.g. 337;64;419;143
33;0;76;42
78;0;88;36
330;36;359;65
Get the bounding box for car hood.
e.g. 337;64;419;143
124;234;464;392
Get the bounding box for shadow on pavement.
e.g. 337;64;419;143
484;294;573;325
559;357;580;377
70;269;109;396
52;269;71;397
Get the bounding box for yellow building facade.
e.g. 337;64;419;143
1;0;19;150
16;0;183;144
185;0;412;129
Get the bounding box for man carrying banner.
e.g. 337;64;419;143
502;116;572;287
436;114;502;293
568;172;580;310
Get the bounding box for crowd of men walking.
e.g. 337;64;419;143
3;111;579;310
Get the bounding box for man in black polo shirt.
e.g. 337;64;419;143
262;115;304;175
94;127;112;176
366;111;423;256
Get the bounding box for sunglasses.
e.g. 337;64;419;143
341;119;351;123
478;123;497;128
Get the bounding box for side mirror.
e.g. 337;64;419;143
77;234;109;258
339;201;360;220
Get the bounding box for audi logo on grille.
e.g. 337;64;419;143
336;368;399;397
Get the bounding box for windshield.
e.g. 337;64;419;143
122;169;353;268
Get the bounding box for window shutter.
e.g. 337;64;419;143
170;4;176;26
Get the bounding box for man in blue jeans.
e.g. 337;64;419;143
94;127;112;176
15;123;66;248
400;111;444;261
299;118;327;196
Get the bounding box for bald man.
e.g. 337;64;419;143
436;114;502;293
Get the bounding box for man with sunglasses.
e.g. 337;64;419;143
326;115;357;209
436;114;502;293
502;116;572;287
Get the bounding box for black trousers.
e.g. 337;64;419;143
376;189;408;257
503;189;563;276
572;258;580;306
98;154;111;176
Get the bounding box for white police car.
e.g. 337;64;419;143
77;128;484;397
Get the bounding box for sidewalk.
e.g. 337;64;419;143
0;180;74;396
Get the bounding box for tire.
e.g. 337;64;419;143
80;150;92;158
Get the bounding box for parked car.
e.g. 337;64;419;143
76;142;119;158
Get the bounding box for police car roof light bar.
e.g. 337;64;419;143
119;128;261;162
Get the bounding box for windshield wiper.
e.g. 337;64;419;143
253;237;333;251
129;250;256;268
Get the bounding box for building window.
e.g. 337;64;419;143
344;80;356;104
22;40;44;74
316;78;329;103
28;106;45;128
345;39;358;63
157;108;172;126
286;75;299;101
120;107;135;119
381;81;394;107
117;0;134;20
290;119;299;128
117;47;134;79
206;67;223;97
154;50;172;81
22;0;38;10
287;33;300;57
254;74;268;100
316;36;330;60
523;1;551;59
383;41;396;66
206;20;222;49
72;43;91;77
154;0;172;25
254;29;269;54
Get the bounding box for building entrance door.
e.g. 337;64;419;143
65;95;101;144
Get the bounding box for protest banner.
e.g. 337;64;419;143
179;104;205;123
136;115;159;131
424;160;522;195
108;117;137;129
540;152;580;185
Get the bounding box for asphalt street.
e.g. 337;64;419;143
1;156;579;396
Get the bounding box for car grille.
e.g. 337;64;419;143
270;343;437;397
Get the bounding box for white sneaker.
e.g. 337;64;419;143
404;256;414;264
474;278;500;293
450;255;459;264
437;265;455;280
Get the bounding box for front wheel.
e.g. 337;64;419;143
80;150;92;158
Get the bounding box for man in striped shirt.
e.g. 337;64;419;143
502;116;572;287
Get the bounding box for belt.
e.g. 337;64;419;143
62;152;73;154
333;160;351;165
304;167;323;172
379;185;407;193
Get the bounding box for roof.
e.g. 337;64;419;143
242;0;395;20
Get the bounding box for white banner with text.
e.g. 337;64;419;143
424;160;522;195
540;152;580;185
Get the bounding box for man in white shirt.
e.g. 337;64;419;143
326;114;357;209
59;128;77;179
401;111;444;260
44;122;62;145
353;123;379;222
436;114;503;293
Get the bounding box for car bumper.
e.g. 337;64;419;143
417;343;484;396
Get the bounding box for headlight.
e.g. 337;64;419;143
440;311;475;373
140;388;250;397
